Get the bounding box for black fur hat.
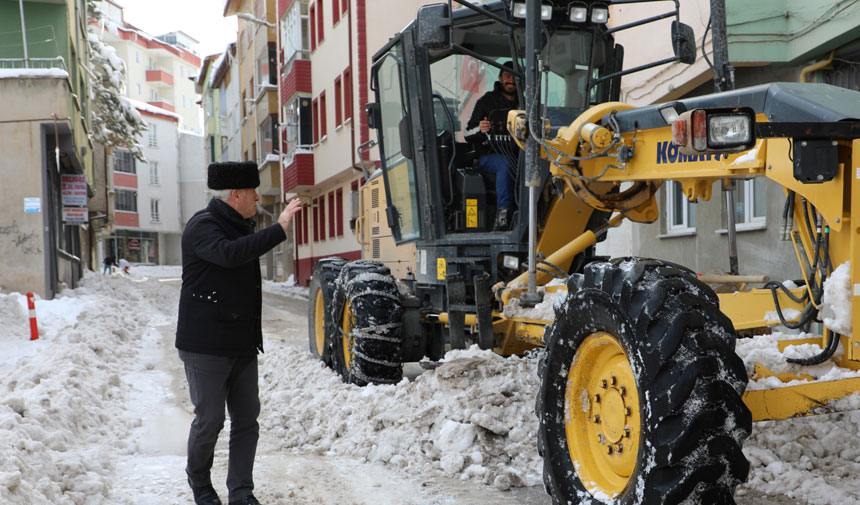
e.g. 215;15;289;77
207;162;260;190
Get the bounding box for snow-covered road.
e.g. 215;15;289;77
1;266;859;504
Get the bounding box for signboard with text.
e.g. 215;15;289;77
62;207;88;223
61;174;87;206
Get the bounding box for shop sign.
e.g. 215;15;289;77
62;207;88;223
61;174;88;206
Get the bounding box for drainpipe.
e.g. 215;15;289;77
18;0;29;68
800;50;836;83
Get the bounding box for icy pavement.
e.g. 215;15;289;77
0;266;859;504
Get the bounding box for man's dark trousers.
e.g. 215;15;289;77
179;350;260;503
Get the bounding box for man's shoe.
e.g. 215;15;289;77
192;485;222;505
493;207;511;231
228;495;261;505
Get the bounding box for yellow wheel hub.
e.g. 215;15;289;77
313;289;326;357
566;331;641;498
341;300;354;369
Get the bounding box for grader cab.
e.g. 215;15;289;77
308;1;860;503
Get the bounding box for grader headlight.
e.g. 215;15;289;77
672;107;756;155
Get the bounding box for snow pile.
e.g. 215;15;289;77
822;261;852;336
262;278;308;300
0;68;69;79
738;394;860;503
0;272;178;505
260;346;544;490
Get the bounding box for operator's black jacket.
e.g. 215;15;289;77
465;81;519;156
175;198;286;357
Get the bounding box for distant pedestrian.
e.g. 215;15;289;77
118;258;131;274
175;161;301;505
102;255;116;275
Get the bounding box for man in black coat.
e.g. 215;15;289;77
176;161;301;505
464;60;520;231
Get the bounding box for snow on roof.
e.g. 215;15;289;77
0;68;69;79
126;97;181;120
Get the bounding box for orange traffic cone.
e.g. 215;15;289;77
26;292;38;341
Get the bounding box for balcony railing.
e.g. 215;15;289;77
0;56;67;71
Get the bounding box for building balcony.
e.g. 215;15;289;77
283;152;314;192
145;69;174;87
280;59;311;105
258;153;282;198
147;99;175;112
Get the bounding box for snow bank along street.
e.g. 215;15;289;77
1;267;860;504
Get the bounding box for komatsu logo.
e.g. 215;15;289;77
656;141;717;164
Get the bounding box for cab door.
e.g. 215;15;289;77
371;46;421;243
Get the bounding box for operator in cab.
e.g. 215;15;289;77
464;61;520;231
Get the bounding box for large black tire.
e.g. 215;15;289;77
537;258;751;505
308;257;347;367
331;260;403;386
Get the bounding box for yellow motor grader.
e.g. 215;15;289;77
307;1;860;503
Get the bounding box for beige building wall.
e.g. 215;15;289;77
610;0;713;106
0;77;71;297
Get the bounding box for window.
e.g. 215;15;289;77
328;191;335;236
116;189;138;212
114;149;135;174
312;198;319;241
320;91;327;139
295;206;304;244
136;83;142;96
302;203;309;244
336;188;344;236
209;136;216;163
182;95;187;108
135;51;140;64
666;181;696;233
343;67;352;122
148;123;158;148
256;42;277;88
149;88;158;101
319;196;326;240
341;0;348;15
149;161;159;185
721;178;767;229
312;97;319;144
309;3;316;51
317;0;324;43
282;1;310;66
150;199;160;222
259;114;278;159
332;0;339;24
221;136;229;161
334;76;342;127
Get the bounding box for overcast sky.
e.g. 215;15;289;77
115;0;238;57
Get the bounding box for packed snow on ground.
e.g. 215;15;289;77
1;265;860;504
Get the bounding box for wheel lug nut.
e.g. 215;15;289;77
624;427;631;438
620;386;627;397
625;406;632;416
594;414;601;424
601;379;608;389
611;376;617;386
607;445;614;455
598;434;606;444
617;443;623;453
594;394;601;404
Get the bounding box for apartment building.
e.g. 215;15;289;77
0;0;95;298
95;0;204;265
224;0;287;280
596;0;860;282
278;0;445;285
